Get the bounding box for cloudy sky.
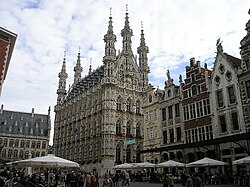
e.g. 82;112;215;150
0;0;249;144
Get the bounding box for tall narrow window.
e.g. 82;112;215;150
162;108;166;121
169;129;174;143
192;85;197;95
126;146;131;163
116;145;121;162
136;123;140;137
163;130;168;144
168;106;173;119
176;127;181;141
228;86;236;104
246;80;250;99
136;100;140;114
116;97;122;111
219;115;227;133
126;122;131;135
126;99;132;112
175;103;180;117
217;90;224;107
116;120;121;135
231;112;239;131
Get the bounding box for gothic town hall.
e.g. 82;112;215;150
53;12;149;174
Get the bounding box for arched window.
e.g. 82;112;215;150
19;150;24;159
126;121;131;135
136;123;141;137
116;120;121;135
14;150;18;158
26;140;30;148
116;145;121;162
126;98;132;112
36;151;40;157
136;100;140;114
14;139;19;147
37;141;41;149
116;96;122;111
7;149;13;158
136;145;141;163
31;141;36;148
1;149;6;158
42;141;46;149
20;140;25;148
126;146;131;163
9;139;14;147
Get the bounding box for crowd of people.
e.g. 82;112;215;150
0;167;250;187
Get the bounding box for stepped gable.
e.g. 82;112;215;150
66;65;104;100
0;110;49;136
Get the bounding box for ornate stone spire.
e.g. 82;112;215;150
88;58;92;75
103;7;116;61
240;9;250;48
137;21;149;90
121;5;133;54
57;52;68;104
73;50;83;84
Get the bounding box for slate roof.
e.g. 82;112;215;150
65;65;104;101
0;110;49;137
224;53;241;67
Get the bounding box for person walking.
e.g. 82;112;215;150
86;172;92;187
162;173;169;187
103;175;114;187
123;171;130;186
194;174;202;187
186;175;194;187
168;174;174;187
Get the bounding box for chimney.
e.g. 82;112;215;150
190;57;195;67
31;108;34;117
0;104;3;114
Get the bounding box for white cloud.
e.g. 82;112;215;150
0;0;249;144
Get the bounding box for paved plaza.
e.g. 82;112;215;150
103;181;248;187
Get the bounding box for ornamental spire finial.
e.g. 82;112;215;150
141;21;143;30
110;7;112;17
126;4;128;12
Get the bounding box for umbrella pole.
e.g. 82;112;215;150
27;152;32;176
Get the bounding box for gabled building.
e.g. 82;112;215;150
0;27;17;96
180;58;214;162
158;71;184;162
210;43;247;174
0;105;51;163
142;84;161;164
239;9;250;132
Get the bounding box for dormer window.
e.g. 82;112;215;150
21;116;23;120
215;76;220;85
41;129;44;134
10;114;13;119
36;123;39;128
149;95;152;103
30;128;33;134
225;71;232;81
9;126;12;132
41;118;44;122
25;122;28;127
15;121;18;126
4;120;7;125
219;64;225;74
20;127;23;133
168;90;171;97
